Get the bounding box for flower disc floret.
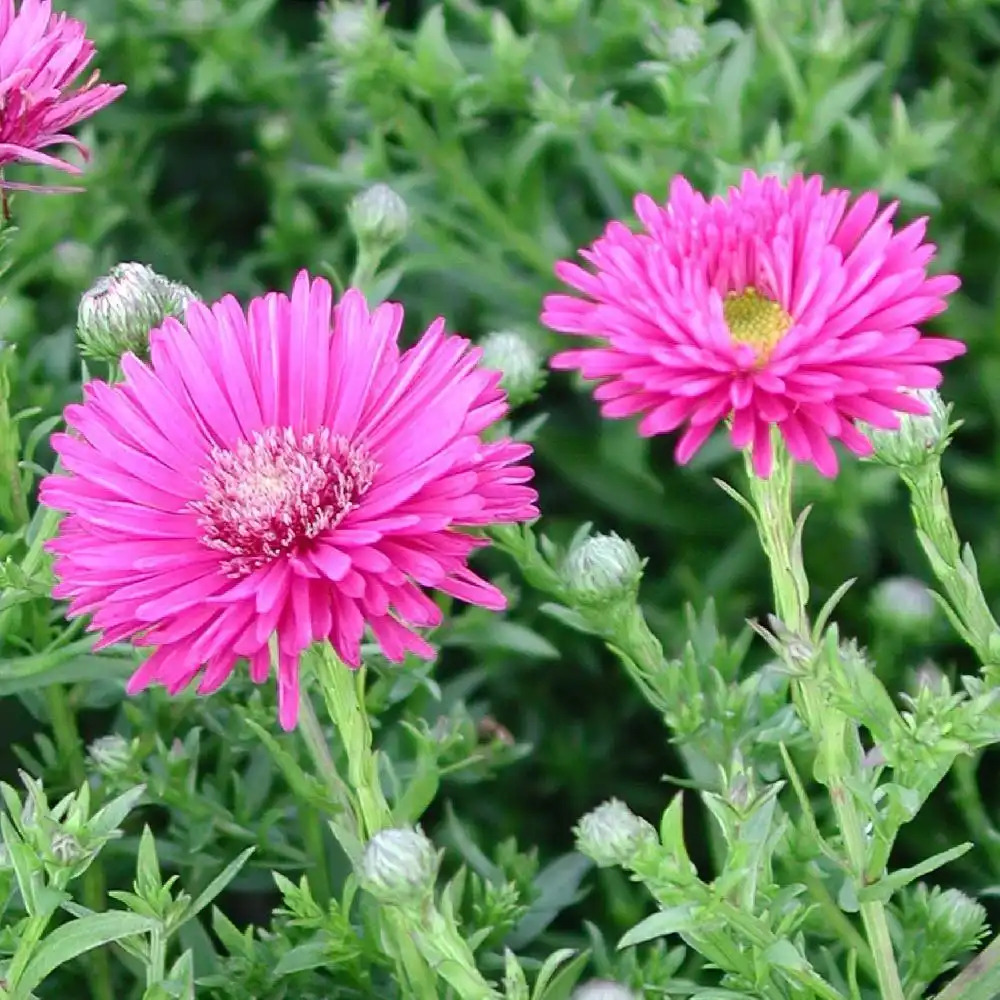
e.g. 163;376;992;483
542;171;964;478
41;273;537;730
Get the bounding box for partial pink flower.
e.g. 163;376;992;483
0;0;124;189
542;171;964;477
41;274;538;729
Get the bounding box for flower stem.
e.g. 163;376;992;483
746;445;905;1000
296;692;363;862
312;644;499;999
900;457;1000;677
44;668;113;1000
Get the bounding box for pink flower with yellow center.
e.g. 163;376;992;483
0;0;124;194
41;273;538;729
541;171;965;477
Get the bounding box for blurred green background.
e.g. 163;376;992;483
4;0;1000;973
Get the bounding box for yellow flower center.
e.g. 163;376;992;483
722;287;792;359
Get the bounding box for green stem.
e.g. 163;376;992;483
297;692;363;861
313;649;391;837
747;445;905;1000
6;914;50;995
803;869;879;983
44;682;113;1000
312;644;496;999
349;247;386;301
935;931;1000;1000
147;927;166;987
952;755;1000;875
901;458;1000;676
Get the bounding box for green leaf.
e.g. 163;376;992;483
274;939;331;977
508;854;591;949
1;813;37;913
808;63;884;146
392;745;440;825
857;843;973;903
533;949;591;1000
529;947;582;1000
618;905;698;949
16;911;158;994
182;847;255;926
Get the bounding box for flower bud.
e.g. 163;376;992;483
664;25;703;63
572;981;639;1000
863;389;952;469
871;576;936;634
87;734;134;776
348;183;409;257
480;330;545;408
574;798;656;868
931;888;988;948
358;826;438;906
911;659;947;696
50;831;86;866
318;1;374;53
563;533;644;607
77;263;198;364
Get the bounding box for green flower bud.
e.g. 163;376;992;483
664;25;703;63
931;887;988;949
863;389;953;469
77;263;199;364
50;831;86;866
480;330;545;408
358;826;438;906
319;1;373;52
574;798;656;868
871;576;936;634
572;981;639;1000
563;533;644;606
911;660;947;695
87;734;134;776
348;183;409;256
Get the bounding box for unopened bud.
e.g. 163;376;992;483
911;660;947;695
77;263;198;364
480;330;545;408
88;734;134;776
872;576;936;633
864;390;952;469
563;533;644;606
572;981;639;1000
319;1;373;52
574;798;656;868
50;831;85;865
348;183;409;256
664;25;703;62
358;826;438;906
931;887;987;947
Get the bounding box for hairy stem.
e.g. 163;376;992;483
746;446;905;1000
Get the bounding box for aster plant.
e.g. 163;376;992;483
8;1;1000;998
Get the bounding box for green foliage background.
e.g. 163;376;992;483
4;0;1000;994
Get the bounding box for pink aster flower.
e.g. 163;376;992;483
0;0;124;194
40;273;538;730
541;171;964;477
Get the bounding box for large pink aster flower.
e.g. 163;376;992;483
0;0;124;192
542;171;964;477
40;273;538;729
